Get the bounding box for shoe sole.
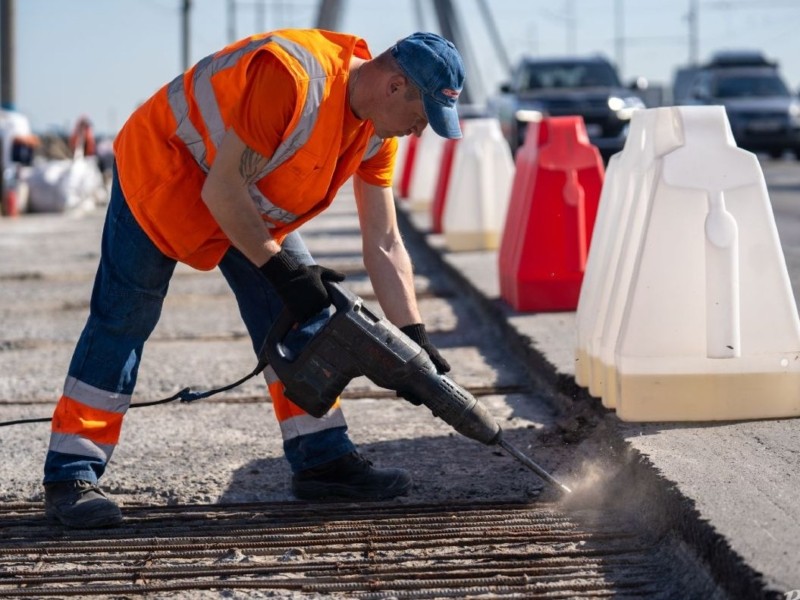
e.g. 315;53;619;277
45;506;123;529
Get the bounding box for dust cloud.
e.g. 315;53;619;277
557;458;620;510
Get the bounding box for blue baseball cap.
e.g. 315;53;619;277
391;32;465;139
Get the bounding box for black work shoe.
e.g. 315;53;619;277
292;452;412;501
44;480;123;528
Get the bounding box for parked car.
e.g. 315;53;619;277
671;65;701;105
705;49;777;69
487;55;645;160
681;51;800;158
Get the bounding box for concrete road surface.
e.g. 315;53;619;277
1;156;799;598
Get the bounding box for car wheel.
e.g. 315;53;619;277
768;148;784;159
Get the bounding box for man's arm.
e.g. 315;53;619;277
201;128;344;324
201;128;281;266
353;175;422;327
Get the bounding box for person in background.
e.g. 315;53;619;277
0;101;38;215
68;116;97;158
43;29;465;528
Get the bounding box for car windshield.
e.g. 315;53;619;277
713;73;790;98
519;62;621;91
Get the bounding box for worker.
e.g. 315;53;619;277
0;101;37;171
68;116;97;158
0;102;38;216
42;29;465;529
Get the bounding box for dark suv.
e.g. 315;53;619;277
683;51;800;158
487;55;645;159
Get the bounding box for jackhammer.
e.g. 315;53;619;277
261;282;572;494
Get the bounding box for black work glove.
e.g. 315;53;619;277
259;249;345;324
400;323;451;374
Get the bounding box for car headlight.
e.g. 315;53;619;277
514;109;544;123
789;102;800;127
608;96;645;120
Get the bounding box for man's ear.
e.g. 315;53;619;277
388;73;406;96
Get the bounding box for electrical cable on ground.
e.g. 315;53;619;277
0;356;269;428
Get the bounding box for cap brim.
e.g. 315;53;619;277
422;95;462;139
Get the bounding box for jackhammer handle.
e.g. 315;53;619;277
262;281;358;364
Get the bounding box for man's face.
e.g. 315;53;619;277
371;79;429;139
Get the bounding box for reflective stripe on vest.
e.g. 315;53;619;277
363;134;383;161
361;135;385;162
166;34;327;226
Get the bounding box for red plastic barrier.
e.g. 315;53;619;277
431;138;459;234
398;134;419;200
1;188;19;217
499;116;604;312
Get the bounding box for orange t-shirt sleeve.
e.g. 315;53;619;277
231;52;297;161
357;136;397;187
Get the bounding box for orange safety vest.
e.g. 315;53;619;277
113;29;388;270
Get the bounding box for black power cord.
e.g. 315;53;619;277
0;355;269;428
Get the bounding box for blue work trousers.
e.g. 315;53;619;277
43;166;354;485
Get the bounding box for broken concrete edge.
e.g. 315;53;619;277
395;208;777;600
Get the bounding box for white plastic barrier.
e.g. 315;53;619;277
575;143;623;388
442;118;515;251
610;106;800;421
407;127;446;211
576;108;683;406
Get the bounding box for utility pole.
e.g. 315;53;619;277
181;0;192;71
541;2;576;55
0;0;12;217
227;0;236;43
614;0;625;77
476;0;511;73
433;0;477;103
412;0;426;31
565;0;577;54
1;0;15;107
254;0;266;32
315;0;343;30
687;0;699;65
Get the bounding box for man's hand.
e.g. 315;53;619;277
400;323;451;374
260;249;345;323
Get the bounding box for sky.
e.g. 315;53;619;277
9;0;800;135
